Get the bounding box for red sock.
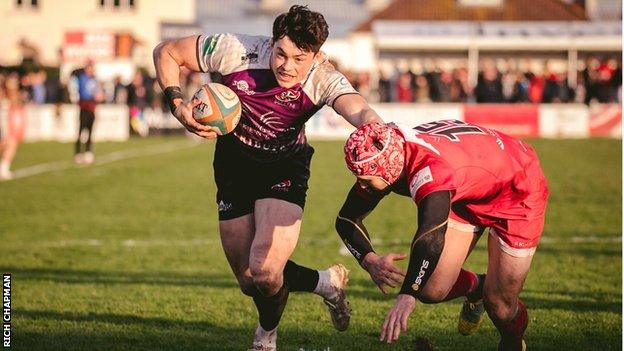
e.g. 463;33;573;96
493;300;528;350
443;269;479;301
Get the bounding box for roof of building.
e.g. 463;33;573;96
355;0;588;32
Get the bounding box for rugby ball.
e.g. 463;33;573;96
191;83;242;135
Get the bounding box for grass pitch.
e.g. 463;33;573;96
0;137;621;350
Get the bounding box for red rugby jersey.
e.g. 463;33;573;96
394;120;547;227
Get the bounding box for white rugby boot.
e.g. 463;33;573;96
316;264;351;332
248;325;277;351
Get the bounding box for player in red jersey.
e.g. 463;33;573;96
337;121;548;351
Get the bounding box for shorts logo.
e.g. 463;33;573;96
410;166;433;198
411;259;429;292
218;200;232;212
271;180;291;191
275;90;301;103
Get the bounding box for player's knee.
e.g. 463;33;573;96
483;291;517;323
418;285;448;304
251;271;283;296
237;275;256;296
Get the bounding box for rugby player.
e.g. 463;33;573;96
337;121;549;351
153;5;383;350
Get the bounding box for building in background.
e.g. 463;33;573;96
161;0;383;71
0;0;620;104
0;0;195;80
347;0;621;102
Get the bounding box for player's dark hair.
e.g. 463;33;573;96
272;5;329;53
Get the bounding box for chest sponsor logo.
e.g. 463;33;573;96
410;166;433;198
275;89;301;103
234;80;255;96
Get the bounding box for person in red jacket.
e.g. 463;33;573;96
0;73;27;181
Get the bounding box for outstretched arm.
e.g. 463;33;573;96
335;184;407;294
153;36;219;139
380;190;452;343
333;93;383;128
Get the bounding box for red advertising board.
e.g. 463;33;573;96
589;104;622;137
62;31;115;62
463;104;539;137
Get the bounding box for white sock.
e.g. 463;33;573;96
314;269;338;300
254;325;277;346
0;160;9;173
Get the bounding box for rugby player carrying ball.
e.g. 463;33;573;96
154;5;384;350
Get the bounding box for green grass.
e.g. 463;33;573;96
0;137;621;350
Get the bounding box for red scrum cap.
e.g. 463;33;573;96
344;123;405;185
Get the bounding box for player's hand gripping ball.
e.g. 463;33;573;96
191;83;242;135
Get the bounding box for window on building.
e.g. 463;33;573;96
15;0;39;9
99;0;135;10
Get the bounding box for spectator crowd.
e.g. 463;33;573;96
0;55;620;114
343;56;622;105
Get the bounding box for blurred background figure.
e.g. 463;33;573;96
414;74;431;103
112;75;128;104
543;71;574;103
377;69;391;103
127;70;151;137
476;61;503;103
70;60;101;165
0;73;27;180
396;71;414;103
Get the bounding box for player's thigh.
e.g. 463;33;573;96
249;198;303;275
485;232;534;303
219;213;255;278
423;226;477;298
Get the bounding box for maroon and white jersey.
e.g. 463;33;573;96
196;33;357;160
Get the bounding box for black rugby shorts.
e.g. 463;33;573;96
213;135;314;220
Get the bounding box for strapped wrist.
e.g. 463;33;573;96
164;86;184;112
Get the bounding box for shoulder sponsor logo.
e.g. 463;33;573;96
275;89;301;103
496;138;505;150
409;166;433;198
203;35;218;55
241;51;258;64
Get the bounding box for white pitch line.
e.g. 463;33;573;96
8;140;201;180
2;235;620;249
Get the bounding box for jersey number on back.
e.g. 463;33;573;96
414;120;485;141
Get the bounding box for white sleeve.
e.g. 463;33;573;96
196;33;270;75
303;61;359;107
